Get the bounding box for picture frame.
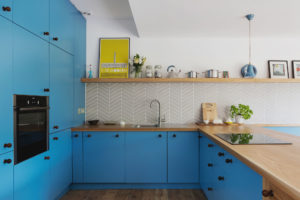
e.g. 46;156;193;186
292;60;300;79
268;60;289;79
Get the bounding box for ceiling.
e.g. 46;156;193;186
71;0;300;38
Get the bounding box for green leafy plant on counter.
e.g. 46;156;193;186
230;104;253;120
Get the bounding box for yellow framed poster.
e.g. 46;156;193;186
99;38;130;78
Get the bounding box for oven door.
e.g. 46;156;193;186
14;107;49;164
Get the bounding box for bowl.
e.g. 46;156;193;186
87;120;99;125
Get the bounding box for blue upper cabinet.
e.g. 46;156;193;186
50;45;74;133
0;152;13;200
0;17;13;155
50;0;75;54
14;152;51;200
83;132;125;183
13;0;50;41
126;132;167;183
13;25;49;95
49;129;72;200
0;0;12;21
73;13;86;125
168;132;200;183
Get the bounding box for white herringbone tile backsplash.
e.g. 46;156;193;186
86;83;300;124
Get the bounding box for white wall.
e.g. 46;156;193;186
85;18;300;124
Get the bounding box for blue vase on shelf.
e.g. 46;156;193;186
241;64;257;78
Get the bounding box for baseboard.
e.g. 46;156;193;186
70;183;201;190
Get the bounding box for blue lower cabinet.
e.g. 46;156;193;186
13;24;49;95
126;132;167;183
14;152;51;200
83;132;125;183
0;16;13;155
0;0;12;20
49;129;72;199
0;152;13;200
50;45;74;133
168;132;200;183
72;132;83;183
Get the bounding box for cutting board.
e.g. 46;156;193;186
202;103;217;122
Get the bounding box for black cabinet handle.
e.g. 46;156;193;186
208;163;213;167
74;134;79;138
208;144;214;147
198;135;202;139
207;188;213;191
53;37;58;41
43;32;49;36
44;156;50;160
2;6;11;12
115;134;119;138
53;125;59;129
44;88;50;92
262;190;274;197
225;159;233;164
3;159;12;164
87;134;92;138
218;152;225;157
3;143;12;148
172;134;176;138
53;137;58;141
218;176;224;181
158;134;162;138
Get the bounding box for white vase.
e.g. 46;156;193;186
235;115;244;124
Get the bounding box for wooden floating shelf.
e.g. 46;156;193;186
81;78;300;83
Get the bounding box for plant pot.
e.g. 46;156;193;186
135;71;142;78
235;115;244;124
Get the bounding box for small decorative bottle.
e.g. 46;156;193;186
145;65;153;78
88;65;93;78
154;65;162;78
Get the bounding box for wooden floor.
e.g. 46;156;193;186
61;189;207;200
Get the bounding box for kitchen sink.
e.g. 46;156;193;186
132;124;159;128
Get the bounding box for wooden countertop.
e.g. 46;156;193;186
71;123;300;199
198;125;300;200
71;123;200;132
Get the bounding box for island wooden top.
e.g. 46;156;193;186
71;123;300;199
199;125;300;200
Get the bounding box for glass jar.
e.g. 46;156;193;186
154;65;162;78
145;65;153;78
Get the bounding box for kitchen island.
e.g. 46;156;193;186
72;124;300;200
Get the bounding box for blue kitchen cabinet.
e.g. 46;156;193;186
72;132;83;183
83;132;125;183
0;152;13;200
14;151;51;200
13;0;50;41
73;13;86;125
50;45;74;133
0;17;13;155
50;0;75;54
13;25;49;95
49;129;72;199
0;0;12;20
126;132;167;183
168;132;200;183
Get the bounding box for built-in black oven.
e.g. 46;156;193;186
14;95;49;164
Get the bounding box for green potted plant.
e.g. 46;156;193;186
130;54;146;78
230;104;253;124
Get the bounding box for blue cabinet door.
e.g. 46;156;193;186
72;132;83;183
73;13;86;125
50;0;75;54
0;1;12;20
0;152;13;200
14;152;51;200
126;132;167;183
13;25;49;95
0;17;13;155
49;129;72;199
50;45;74;133
13;0;49;41
168;132;200;183
83;132;125;183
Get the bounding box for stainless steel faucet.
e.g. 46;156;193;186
150;99;161;127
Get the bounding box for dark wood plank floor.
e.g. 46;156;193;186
61;189;207;200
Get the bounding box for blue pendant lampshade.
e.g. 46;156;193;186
241;14;257;78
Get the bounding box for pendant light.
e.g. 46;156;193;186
241;14;257;78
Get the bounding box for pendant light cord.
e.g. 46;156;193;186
249;19;252;64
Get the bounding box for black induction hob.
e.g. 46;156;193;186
216;133;292;145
